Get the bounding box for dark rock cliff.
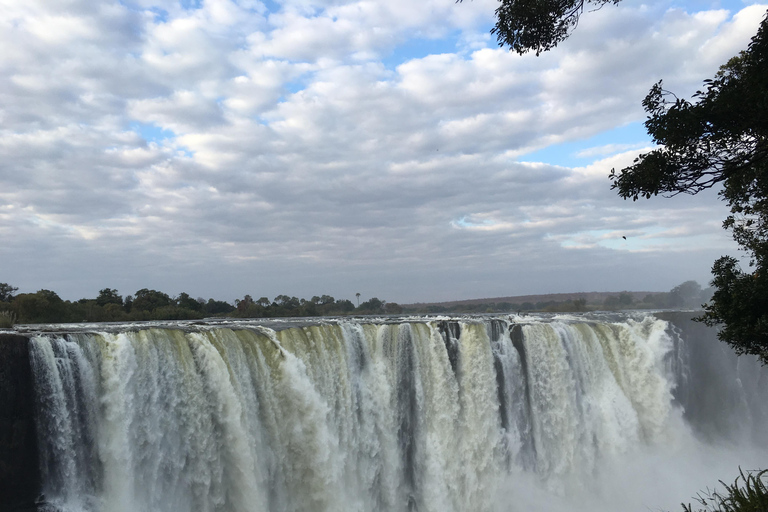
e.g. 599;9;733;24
655;311;768;445
0;333;41;511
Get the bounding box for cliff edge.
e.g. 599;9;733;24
0;333;41;511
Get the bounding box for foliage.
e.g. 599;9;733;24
700;257;768;363
204;298;236;315
681;469;768;512
459;0;620;55
384;302;404;314
0;283;18;303
230;294;360;319
96;288;123;307
610;23;768;201
0;280;713;322
668;280;705;309
335;299;356;313
358;297;385;313
0;310;16;328
176;292;203;312
0;282;385;323
609;13;768;364
13;290;68;324
131;289;173;313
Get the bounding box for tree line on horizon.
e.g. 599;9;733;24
0;283;402;325
402;281;712;315
0;280;710;326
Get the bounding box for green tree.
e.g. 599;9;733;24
235;295;260;317
274;295;300;309
610;14;768;363
334;299;355;313
459;0;620;55
384;302;403;314
176;292;202;312
96;288;123;307
603;295;620;309
668;281;704;309
0;283;18;303
237;295;255;310
12;289;67;323
358;297;384;313
204;298;235;315
311;295;335;306
618;292;634;306
102;303;127;322
643;293;666;307
131;289;172;313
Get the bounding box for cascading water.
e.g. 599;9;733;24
23;314;768;512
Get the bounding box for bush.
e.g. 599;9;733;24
682;469;768;512
0;311;15;328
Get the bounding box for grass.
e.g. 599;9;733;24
0;310;16;328
682;469;768;512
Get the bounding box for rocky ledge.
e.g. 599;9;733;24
0;333;42;511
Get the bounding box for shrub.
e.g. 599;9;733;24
682;468;768;512
0;310;16;328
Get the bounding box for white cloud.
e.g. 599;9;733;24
0;0;763;301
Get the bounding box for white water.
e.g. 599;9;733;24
27;315;768;512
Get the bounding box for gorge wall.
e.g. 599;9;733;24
0;334;40;512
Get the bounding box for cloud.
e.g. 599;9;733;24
0;0;763;301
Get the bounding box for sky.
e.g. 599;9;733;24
1;0;766;305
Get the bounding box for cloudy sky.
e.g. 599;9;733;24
1;0;765;304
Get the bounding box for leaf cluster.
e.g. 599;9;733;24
459;0;619;55
610;14;768;201
681;468;768;512
697;256;768;364
611;12;768;362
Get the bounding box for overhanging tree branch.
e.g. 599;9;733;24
457;0;620;55
610;11;768;363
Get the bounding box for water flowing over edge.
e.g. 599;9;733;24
22;313;768;512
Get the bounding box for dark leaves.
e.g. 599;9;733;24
615;11;768;362
469;0;618;55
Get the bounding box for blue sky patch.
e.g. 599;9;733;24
130;122;175;144
149;7;169;23
284;78;306;94
518;122;653;167
383;32;461;69
454;216;492;229
180;0;202;10
262;0;282;15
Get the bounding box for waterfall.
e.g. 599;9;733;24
25;314;768;512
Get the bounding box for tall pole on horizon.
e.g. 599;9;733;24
356;293;360;307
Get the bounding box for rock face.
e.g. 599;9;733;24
0;333;41;511
656;311;768;445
